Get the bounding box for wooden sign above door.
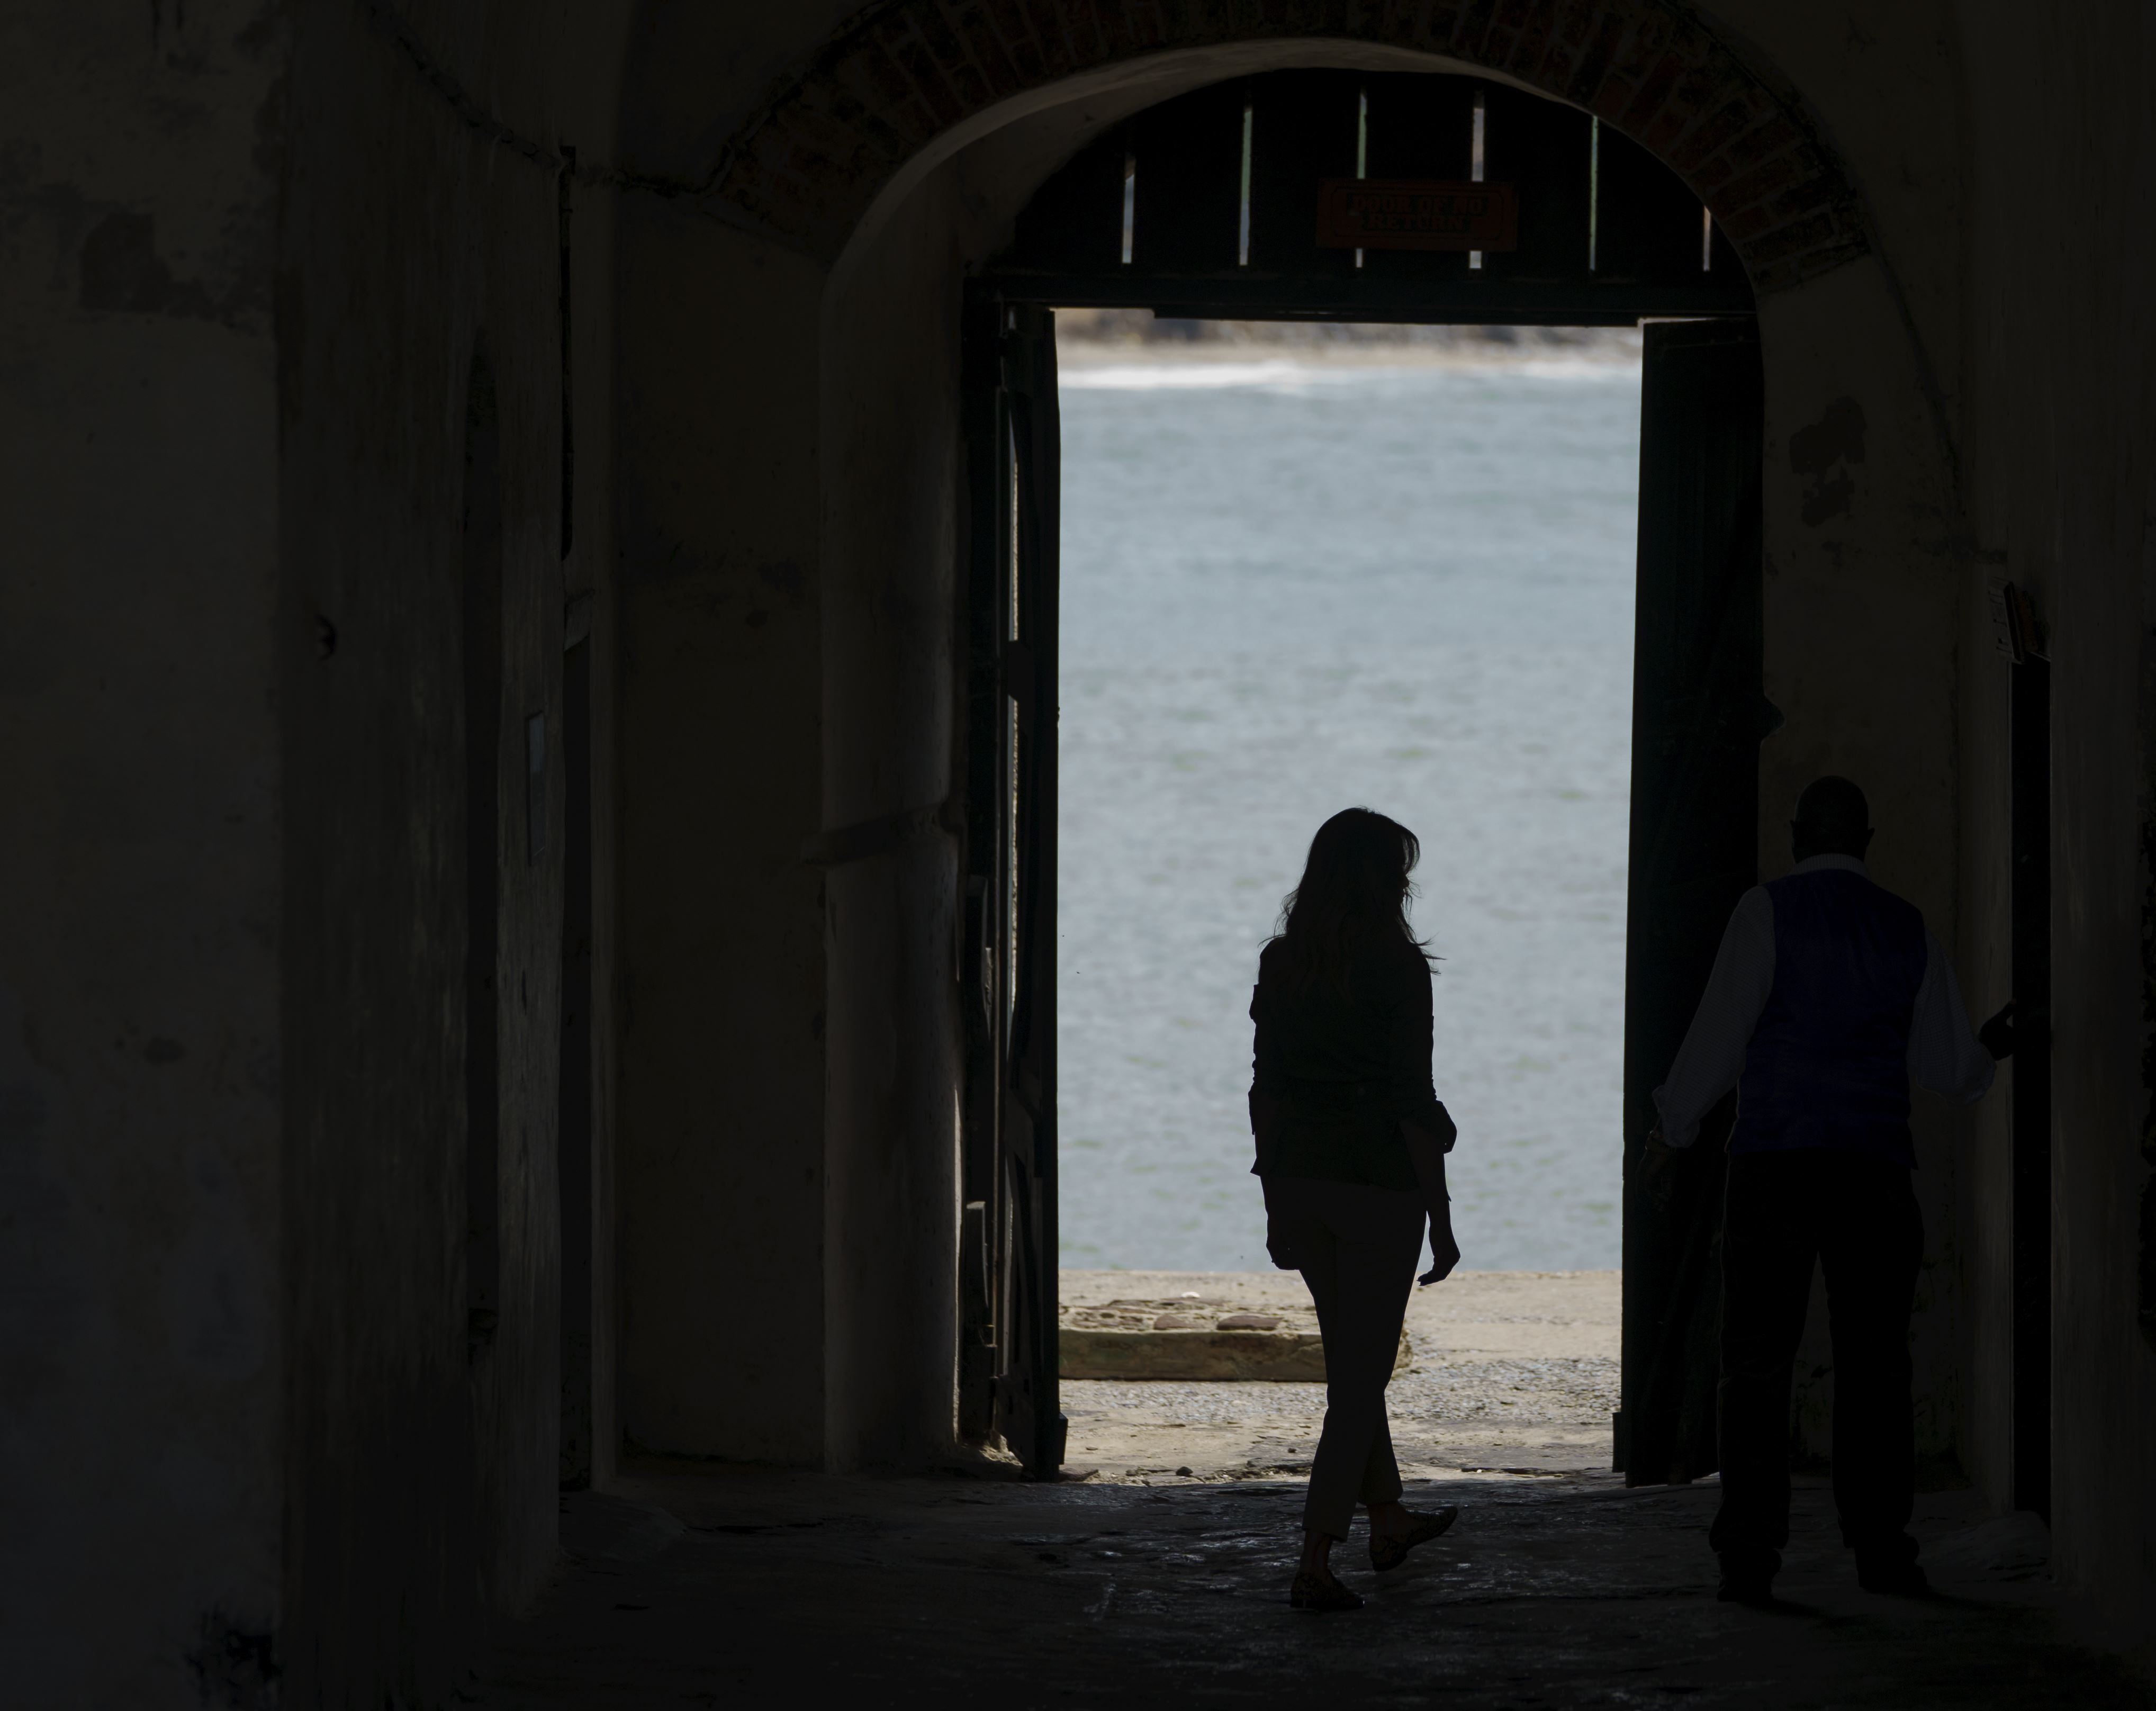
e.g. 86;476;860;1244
1316;178;1519;250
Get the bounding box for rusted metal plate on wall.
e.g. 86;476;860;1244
1315;178;1518;250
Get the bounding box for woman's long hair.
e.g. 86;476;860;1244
1268;807;1433;998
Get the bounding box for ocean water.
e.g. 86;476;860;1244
1054;350;1643;1272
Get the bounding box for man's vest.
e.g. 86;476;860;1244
1732;867;1928;1167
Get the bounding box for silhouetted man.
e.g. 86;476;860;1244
1648;776;2014;1603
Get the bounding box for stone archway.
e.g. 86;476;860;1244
709;1;1866;294
609;0;1966;1485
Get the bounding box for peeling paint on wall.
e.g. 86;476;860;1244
184;1605;278;1710
1789;396;1868;526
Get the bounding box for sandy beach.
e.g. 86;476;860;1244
1060;1267;1619;1484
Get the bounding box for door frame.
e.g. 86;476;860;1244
1613;318;1767;1485
959;298;1066;1477
964;72;1762;1482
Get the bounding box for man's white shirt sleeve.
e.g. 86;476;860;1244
1652;886;1776;1148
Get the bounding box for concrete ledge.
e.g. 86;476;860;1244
1059;1296;1408;1381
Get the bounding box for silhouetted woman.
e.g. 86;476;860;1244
1249;807;1462;1611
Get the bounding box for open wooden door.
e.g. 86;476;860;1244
1616;318;1765;1485
958;298;1066;1479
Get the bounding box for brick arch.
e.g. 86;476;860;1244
711;2;1865;294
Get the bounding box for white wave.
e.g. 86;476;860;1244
1058;359;1331;391
1059;354;1640;392
1513;357;1643;381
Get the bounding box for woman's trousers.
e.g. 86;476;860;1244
1262;1175;1426;1540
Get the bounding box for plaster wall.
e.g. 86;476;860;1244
270;1;642;1692
275;2;602;1693
0;6;284;1703
4;0;651;1689
566;98;626;1504
818;169;972;1469
1749;259;1972;1475
1701;0;1965;435
610;200;829;1461
617;0;862;187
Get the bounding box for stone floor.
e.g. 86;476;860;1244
477;1469;2149;1709
472;1271;2149;1707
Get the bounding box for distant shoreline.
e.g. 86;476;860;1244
1056;307;1644;368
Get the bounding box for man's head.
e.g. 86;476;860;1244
1791;775;1872;863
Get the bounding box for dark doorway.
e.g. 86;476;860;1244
2009;624;2051;1519
968;70;1757;1479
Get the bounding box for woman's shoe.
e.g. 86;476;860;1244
1288;1570;1364;1611
1368;1505;1459;1573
